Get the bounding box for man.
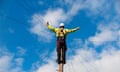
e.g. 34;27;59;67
46;22;80;64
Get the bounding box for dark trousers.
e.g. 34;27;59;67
57;37;67;64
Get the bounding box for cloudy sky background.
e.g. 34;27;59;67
0;0;120;72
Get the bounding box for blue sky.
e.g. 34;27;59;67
0;0;120;72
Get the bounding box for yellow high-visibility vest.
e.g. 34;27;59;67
47;25;78;37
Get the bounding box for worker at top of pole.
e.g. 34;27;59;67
46;22;80;64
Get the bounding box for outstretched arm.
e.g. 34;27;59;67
46;22;56;32
66;27;80;33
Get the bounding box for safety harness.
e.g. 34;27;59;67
57;29;66;64
57;29;66;42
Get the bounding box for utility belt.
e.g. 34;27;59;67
57;36;65;41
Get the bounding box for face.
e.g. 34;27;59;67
60;26;64;31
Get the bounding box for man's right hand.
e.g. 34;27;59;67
76;27;80;30
46;22;49;26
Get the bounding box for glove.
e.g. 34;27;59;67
76;27;80;30
46;22;49;26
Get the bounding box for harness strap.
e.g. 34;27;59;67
58;29;66;37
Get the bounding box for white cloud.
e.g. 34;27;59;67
95;50;120;72
43;9;66;26
30;9;66;42
0;48;25;72
16;46;26;56
30;0;116;42
36;61;57;72
89;30;115;46
30;0;83;42
1;0;120;72
0;56;12;72
33;23;120;72
2;46;115;72
66;0;83;17
30;13;53;42
0;56;25;72
113;0;120;22
115;0;120;15
33;48;120;72
15;58;24;66
81;0;120;23
0;48;11;56
29;0;120;71
73;49;120;72
89;23;120;46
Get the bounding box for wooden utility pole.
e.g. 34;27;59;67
59;63;63;72
58;49;64;72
